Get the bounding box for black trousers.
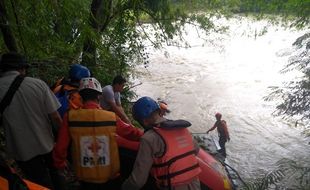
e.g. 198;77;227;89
219;138;227;157
16;152;61;190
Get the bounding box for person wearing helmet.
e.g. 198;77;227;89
51;64;91;90
0;52;63;189
206;113;230;157
122;96;201;190
157;99;171;116
68;64;91;83
53;77;143;189
52;64;91;119
100;75;132;124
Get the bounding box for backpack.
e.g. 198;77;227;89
55;87;69;118
54;84;81;118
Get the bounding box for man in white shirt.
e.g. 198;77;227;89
0;52;63;189
100;75;131;124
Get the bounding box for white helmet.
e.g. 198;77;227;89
79;77;102;93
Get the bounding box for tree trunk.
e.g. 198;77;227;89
0;0;18;52
81;0;113;66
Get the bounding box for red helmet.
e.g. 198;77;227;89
215;112;222;118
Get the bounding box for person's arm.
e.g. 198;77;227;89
121;137;154;190
102;86;131;124
116;118;143;141
206;123;217;134
52;113;70;169
44;81;63;137
109;100;131;124
49;111;63;138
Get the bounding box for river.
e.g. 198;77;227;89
133;18;310;185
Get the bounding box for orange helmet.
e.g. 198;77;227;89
159;101;168;110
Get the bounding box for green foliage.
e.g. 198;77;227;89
234;0;310;29
265;33;310;129
1;0;92;83
241;158;310;190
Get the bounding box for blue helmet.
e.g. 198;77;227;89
132;96;160;122
69;64;90;81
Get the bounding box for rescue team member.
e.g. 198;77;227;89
158;99;170;116
0;52;63;189
206;113;230;157
53;77;143;189
122;97;201;190
100;75;131;124
52;64;91;117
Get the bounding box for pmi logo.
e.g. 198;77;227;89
80;136;110;167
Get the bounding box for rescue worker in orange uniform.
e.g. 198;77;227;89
53;77;143;190
207;113;230;157
52;64;91;118
122;96;201;190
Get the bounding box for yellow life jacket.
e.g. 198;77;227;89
68;109;120;183
151;127;201;188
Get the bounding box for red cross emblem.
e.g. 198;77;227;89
88;140;101;154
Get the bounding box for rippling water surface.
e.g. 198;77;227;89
133;18;310;181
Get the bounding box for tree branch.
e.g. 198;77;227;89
0;0;18;52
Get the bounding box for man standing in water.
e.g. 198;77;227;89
206;113;230;157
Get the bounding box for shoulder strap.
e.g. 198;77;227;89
0;75;25;114
0;75;28;188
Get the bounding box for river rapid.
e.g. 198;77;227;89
133;18;310;183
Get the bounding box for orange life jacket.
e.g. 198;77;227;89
68;109;120;183
23;179;50;190
151;127;201;188
53;84;83;110
0;176;9;190
216;120;229;140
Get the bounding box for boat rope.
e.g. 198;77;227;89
219;160;249;189
192;133;249;189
